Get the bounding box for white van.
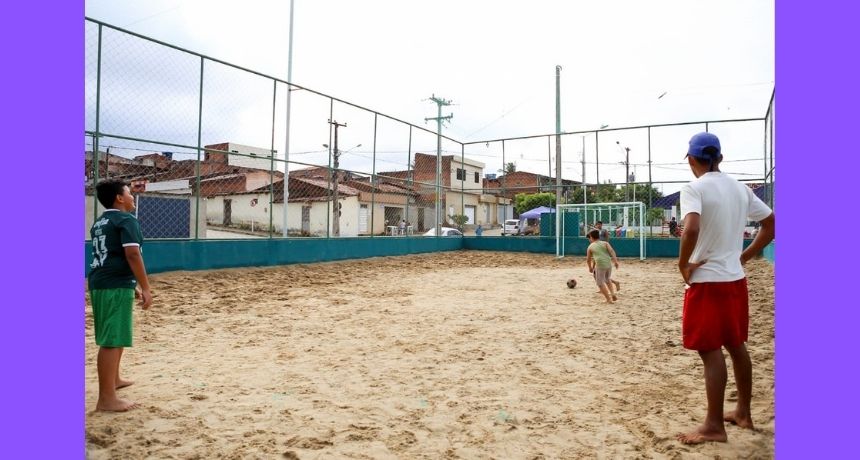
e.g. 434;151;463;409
503;219;522;235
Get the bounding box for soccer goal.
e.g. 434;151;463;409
556;201;647;260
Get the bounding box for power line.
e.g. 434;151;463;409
122;3;184;28
460;93;537;140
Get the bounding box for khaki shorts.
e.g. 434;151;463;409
593;267;612;286
91;288;134;347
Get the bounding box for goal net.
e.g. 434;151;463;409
555;202;646;260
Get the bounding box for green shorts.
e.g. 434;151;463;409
91;288;134;347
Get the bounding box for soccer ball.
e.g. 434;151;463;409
567;279;577;289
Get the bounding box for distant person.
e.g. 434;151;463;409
669;216;679;237
593;221;621;291
399;219;406;235
586;229;620;303
88;179;154;412
475;224;483;236
594;220;611;242
675;132;775;444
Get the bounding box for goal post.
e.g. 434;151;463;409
555;201;647;260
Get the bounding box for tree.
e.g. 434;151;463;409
564;182;667;226
647;207;666;226
502;162;517;174
514;192;555;215
566;181;664;207
447;214;469;231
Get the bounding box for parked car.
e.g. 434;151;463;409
423;227;464;237
503;219;522;235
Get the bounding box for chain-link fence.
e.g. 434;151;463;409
85;17;774;241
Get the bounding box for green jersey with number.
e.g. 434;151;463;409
88;209;143;290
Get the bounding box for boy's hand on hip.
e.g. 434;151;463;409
679;261;706;284
740;253;756;265
139;288;153;310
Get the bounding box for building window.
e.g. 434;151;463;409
474;171;479;183
456;168;466;180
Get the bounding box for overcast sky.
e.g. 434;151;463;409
85;0;774;191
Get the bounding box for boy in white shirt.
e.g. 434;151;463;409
675;132;775;444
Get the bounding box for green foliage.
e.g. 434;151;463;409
447;214;469;230
514;192;556;215
647;207;665;225
568;182;665;207
503;162;517;174
562;182;668;226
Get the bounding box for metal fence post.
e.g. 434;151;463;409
92;23;103;224
406;126;412;230
371;113;378;237
194;57;204;240
269;80;277;237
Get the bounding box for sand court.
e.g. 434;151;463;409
85;250;774;458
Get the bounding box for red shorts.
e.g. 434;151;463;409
682;278;749;351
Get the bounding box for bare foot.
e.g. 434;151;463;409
724;411;755;430
676;425;727;444
96;397;138;412
613;280;621;291
611;294;618;301
116;379;134;390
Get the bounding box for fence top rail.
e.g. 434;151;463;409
85;17;461;145
462;117;768;145
87;131;767;188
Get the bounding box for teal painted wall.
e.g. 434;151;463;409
85;237;760;275
85;237;462;275
539;212;579;237
463;236;754;258
763;241;774;263
464;236;658;257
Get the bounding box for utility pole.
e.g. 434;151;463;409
425;94;453;237
616;141;631;202
624;146;631;202
555;65;562;209
581;136;586;206
547;136;552;192
329;119;346;236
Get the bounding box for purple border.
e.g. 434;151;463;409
3;1;850;456
777;1;858;458
3;1;83;456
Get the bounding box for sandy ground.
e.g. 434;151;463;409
85;251;774;459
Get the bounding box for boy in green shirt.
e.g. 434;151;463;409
88;179;153;411
586;229;620;303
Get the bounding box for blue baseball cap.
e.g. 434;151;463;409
686;132;722;159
